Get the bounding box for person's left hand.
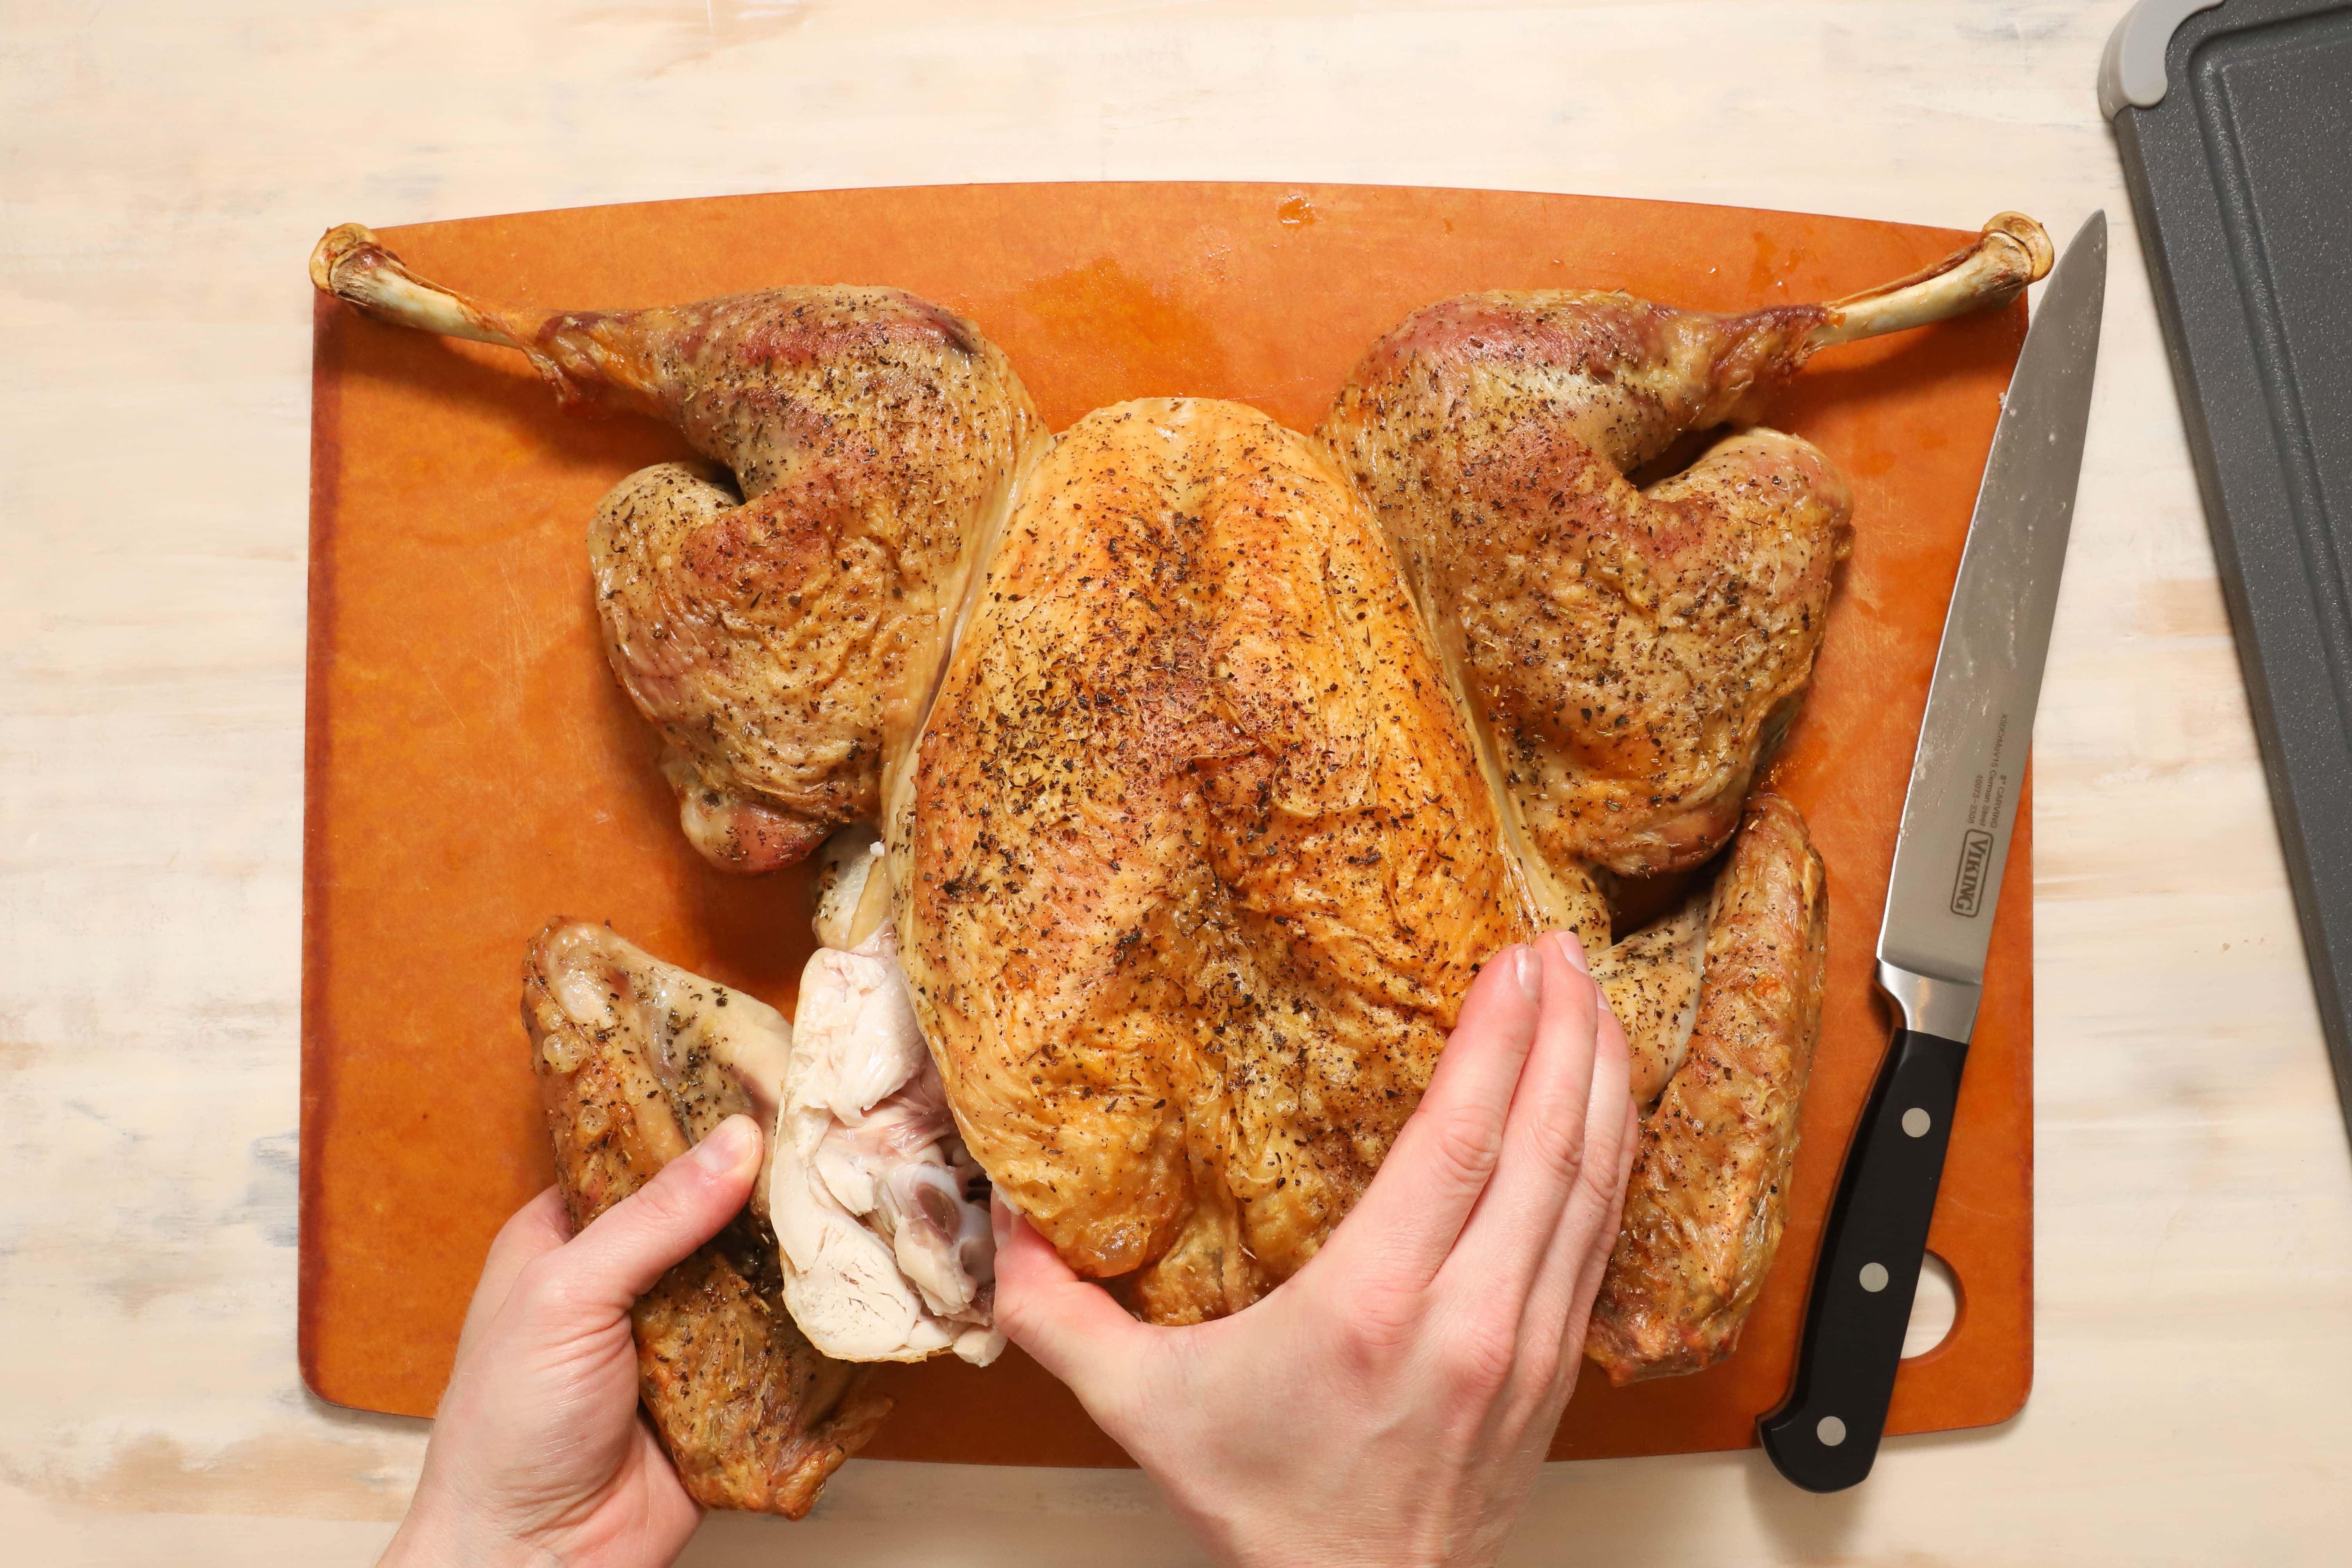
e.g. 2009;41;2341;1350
379;1112;764;1568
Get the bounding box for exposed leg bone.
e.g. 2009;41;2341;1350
311;223;528;348
1805;213;2055;350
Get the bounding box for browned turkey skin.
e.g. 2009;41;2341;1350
1587;795;1830;1384
1323;305;1850;881
523;921;893;1516
312;213;2049;1425
313;225;1047;873
1321;215;2050;882
901;400;1551;1322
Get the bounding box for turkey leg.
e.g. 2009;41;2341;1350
1321;213;2052;885
311;224;1049;871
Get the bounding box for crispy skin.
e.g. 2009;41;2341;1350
1321;295;1853;880
1586;794;1829;1384
563;291;1047;871
1592;892;1707;1107
307;230;1047;873
901;400;1566;1321
523;920;891;1517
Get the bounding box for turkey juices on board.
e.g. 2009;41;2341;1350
313;211;2049;1509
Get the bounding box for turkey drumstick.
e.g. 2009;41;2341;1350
1321;215;2052;887
1807;211;2052;349
312;225;1048;871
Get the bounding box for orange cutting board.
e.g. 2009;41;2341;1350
302;182;2032;1463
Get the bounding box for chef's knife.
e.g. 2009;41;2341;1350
1758;211;2105;1493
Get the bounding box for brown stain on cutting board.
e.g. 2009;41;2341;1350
302;181;2034;1467
1005;256;1235;431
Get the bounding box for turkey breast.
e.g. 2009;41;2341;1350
899;398;1569;1321
770;923;1002;1366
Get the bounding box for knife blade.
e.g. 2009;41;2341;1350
1758;210;2106;1492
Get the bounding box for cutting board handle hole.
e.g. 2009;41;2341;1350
1902;1250;1962;1359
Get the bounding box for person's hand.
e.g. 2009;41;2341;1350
379;1113;765;1568
993;931;1636;1568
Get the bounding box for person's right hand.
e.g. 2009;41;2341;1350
379;1114;765;1568
993;929;1636;1568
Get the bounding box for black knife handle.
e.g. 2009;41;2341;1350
1757;1026;1968;1492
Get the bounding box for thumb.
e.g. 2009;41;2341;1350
561;1113;763;1310
990;1196;1151;1404
456;1186;570;1360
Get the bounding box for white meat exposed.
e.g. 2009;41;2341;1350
540;906;999;1366
811;824;886;952
770;906;1001;1366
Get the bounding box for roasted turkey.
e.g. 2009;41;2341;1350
1320;212;2050;883
313;211;2050;1508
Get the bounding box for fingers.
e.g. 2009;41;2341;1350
1525;938;1636;1314
1423;930;1636;1418
557;1113;763;1312
1552;1091;1646;1382
1526;1032;1637;1364
1438;932;1613;1307
1556;1097;1642;1368
455;1185;571;1360
990;1196;1151;1407
1323;943;1544;1283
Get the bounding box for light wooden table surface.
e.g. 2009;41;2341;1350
5;2;2348;1562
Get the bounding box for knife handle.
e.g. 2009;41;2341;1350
1757;1026;1968;1492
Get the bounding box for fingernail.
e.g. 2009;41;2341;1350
1512;944;1542;1001
990;1191;1012;1249
1551;929;1590;974
692;1114;760;1177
